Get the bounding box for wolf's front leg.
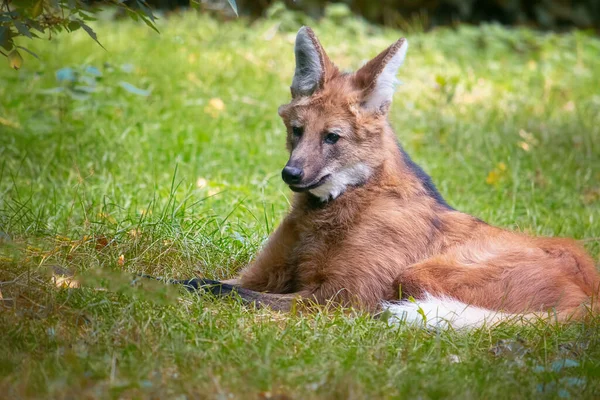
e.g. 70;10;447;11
236;216;300;293
181;277;309;311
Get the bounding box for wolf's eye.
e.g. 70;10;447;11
292;126;303;137
324;132;340;144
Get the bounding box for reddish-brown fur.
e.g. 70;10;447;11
225;28;600;322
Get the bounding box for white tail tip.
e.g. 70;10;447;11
383;293;512;330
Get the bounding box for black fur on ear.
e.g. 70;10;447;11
290;26;336;98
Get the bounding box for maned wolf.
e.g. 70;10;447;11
179;27;600;328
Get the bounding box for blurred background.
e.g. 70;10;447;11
163;0;600;31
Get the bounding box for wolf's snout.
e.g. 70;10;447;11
282;165;304;185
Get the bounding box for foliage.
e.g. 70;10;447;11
0;0;159;69
1;9;600;399
0;0;237;69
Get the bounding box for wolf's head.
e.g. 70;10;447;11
278;27;408;202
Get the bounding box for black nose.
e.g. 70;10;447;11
282;166;304;184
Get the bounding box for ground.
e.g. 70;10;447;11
1;8;599;399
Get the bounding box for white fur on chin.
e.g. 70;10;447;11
309;163;372;201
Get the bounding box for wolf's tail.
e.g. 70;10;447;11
382;292;599;330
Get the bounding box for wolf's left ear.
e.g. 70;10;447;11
355;38;408;114
290;26;336;98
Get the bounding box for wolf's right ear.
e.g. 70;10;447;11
355;38;408;114
290;27;336;98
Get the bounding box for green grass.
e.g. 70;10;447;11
1;9;600;399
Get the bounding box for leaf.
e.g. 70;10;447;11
14;21;33;39
26;18;45;33
53;274;80;288
551;359;580;372
79;22;106;50
136;1;156;22
73;85;96;93
67;20;82;32
126;9;140;22
39;87;65;94
0;26;14;51
118;81;151;96
0;117;20;129
78;11;97;22
204;97;226;118
227;0;238;16
76;74;94;86
8;49;23;70
31;0;44;18
84;65;102;77
139;14;159;34
16;45;39;59
56;67;76;82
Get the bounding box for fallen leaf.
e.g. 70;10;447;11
518;129;538;145
53;274;80;288
562;101;575;112
95;236;110;250
486;162;508;186
204;97;225;118
49;266;80;288
196;177;208;188
518;141;530;151
118;254;125;266
486;170;500;185
129;229;141;238
97;212;117;224
0;116;21;128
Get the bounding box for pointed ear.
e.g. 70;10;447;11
290;26;336;98
355;38;408;113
